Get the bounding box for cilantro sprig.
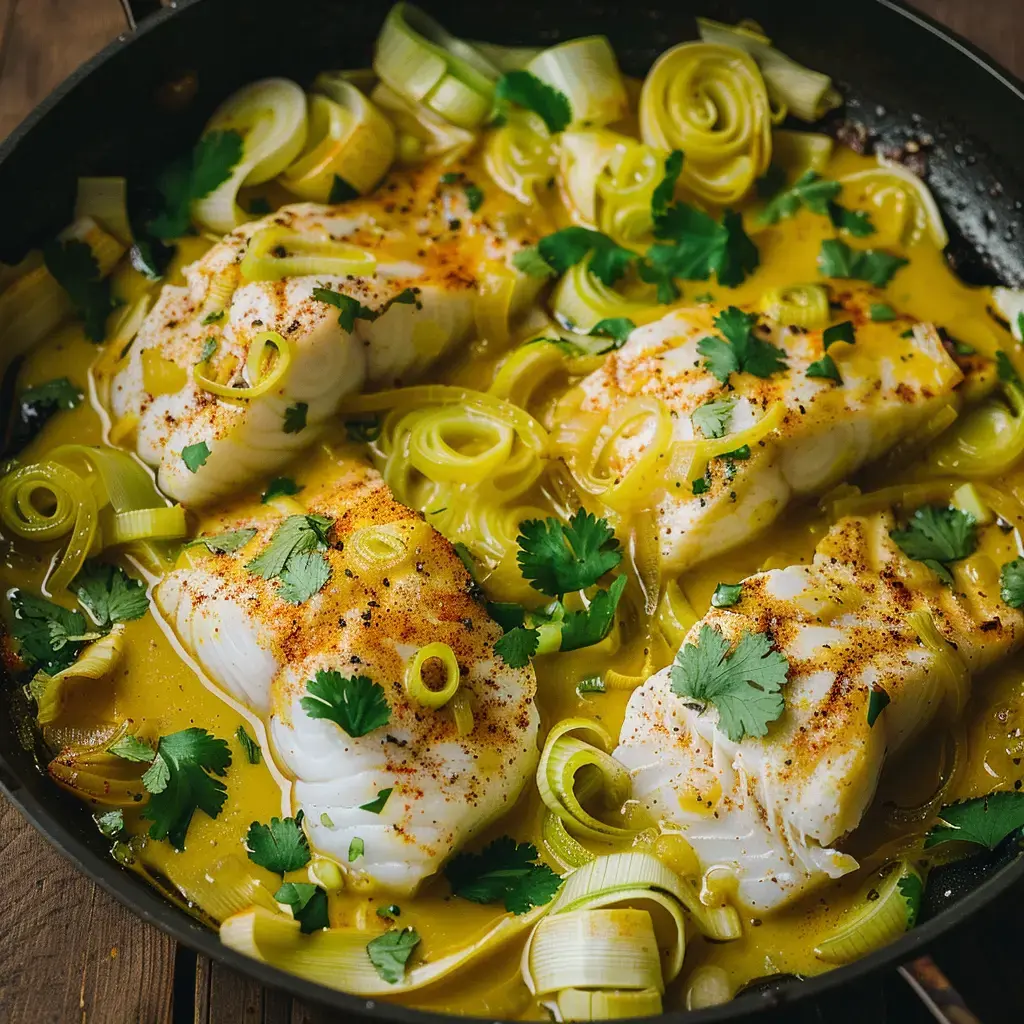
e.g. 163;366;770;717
818;239;908;288
313;285;417;333
514;228;637;288
300;670;391;738
925;791;1024;850
70;561;149;627
10;377;83;452
246;513;333;603
670;623;790;741
367;928;421;984
697;307;787;385
185;527;258;555
445;836;561;914
494;70;572;133
1000;557;1024;608
889;505;977;584
9;591;93;673
275;881;329;933
246;814;311;873
691;398;735;439
44;239;120;343
758;170;875;238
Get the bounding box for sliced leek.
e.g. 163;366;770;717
639;42;772;206
74;177;133;246
542;810;597;871
239;225;376;281
697;18;843;123
32;625;126;725
684;966;733;1010
672;400;786;484
285;83;396;200
772;129;834;177
761;284;830;328
193;78;309;233
558;986;663;1021
194;330;292;401
405;642;460;709
840;161;949;248
552;262;656;333
927;382;1024;478
485;113;556;206
373;3;498;129
370;82;476;164
527;37;627;128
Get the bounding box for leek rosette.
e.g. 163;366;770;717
697;18;842;123
839;161;949;248
485;113;556;206
526;37;627;128
760;283;830;328
239;226;376;282
0;446;185;591
559;131;666;243
373;3;499;129
281;85;396;200
31;625;125;725
639;42;772;206
193;79;309;233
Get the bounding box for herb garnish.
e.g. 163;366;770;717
300;670;391;738
494;71;572;133
445;836;561;914
818;239;908;288
246;814;311;872
925;792;1024;850
697;307;787;385
889;505;977;584
44;239;119;342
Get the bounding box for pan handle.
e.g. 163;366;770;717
118;0;168;30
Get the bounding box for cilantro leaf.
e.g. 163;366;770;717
516;510;621;598
70;561;149;626
182;441;210;473
651;150;684;221
670;624;790;741
202;310;224;325
870;303;897;322
806;354;842;384
197;336;218;362
829;202;876;237
377;904;401;920
328;175;359;204
277;549;331;604
261;477;303;503
692;398;735;439
511;247;557;279
367;928;421;984
184;527;258;555
867;687;891;727
43;239;118;342
532;228;637;287
445;836;562;914
283;402;308;434
890;505;977;581
1000;557;1024;608
823;321;856;348
494;70;572;133
274;881;329;933
148;130;244;240
109;734;156;762
898;873;923;927
925;791;1024;850
494;626;540;668
696;307;787;384
95;809;125;839
464;183;485;213
349;837;364;861
246;513;333;599
818;239;908;288
345;417;382;444
711;582;743;608
589;317;636;349
11;377;83;451
312;286;376;333
246;814;311;872
758;170;841;225
996;350;1020;385
10;591;89;673
300;670;391;737
141;728;231;850
359;788;393;814
236;725;261;765
559;575;627;652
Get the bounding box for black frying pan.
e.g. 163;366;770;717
1;0;1023;1019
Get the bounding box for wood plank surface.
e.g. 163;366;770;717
0;1;1021;1022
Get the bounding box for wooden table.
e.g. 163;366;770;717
0;2;1022;1021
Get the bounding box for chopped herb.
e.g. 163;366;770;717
275;881;329;933
141;728;231;850
516;509;621;599
511;246;557;279
996;350;1021;385
235;725;262;765
823;321;855;348
320;813;334;828
889;505;977;585
494;70;571;133
185;527;258;555
758;170;841;225
721;444;750;461
197;336;218;362
246;814;311;873
109;734;156;763
453;542;477;579
439;172;462;184
651;150;684;221
349;837;365;861
670;623;791;742
697;307;787;385
691;398;735;439
95;809;125;839
201;310;224;325
870;303;897;322
278;550;330;604
828;202;875;237
464;183;484;213
954;340;976;356
248;196;272;215
867;687;891;727
806;354;843;384
559;575;627;652
692;475;710;496
181;441;211;473
70;561;149;626
148;130;245;240
577;675;606;694
524;227;637;287
711;582;743;608
262;477;302;504
246;513;333;603
345;416;382;443
898;873;923;927
44;239;119;342
367;928;421;985
359;788;393;814
9;591;90;673
283;401;308;434
694;292;715;303
445;836;561;914
376;904;401;919
313;286;377;333
925;791;1024;850
588;317;636;349
494;625;540;669
818;239;908;288
1000;557;1024;609
300;670;391;738
328;175;359;204
10;377;83;451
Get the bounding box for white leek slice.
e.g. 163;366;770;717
221;903;546;995
285;81;396;199
994;287;1024;342
557;987;663;1021
470;42;542;73
552;262;656;332
239;225;375;281
74;177;133;246
371;81;476;164
760;283;830;328
32;625;126;725
485;112;555;206
684;965;733;1009
772;129;834;178
697;18;842;123
840;161;949;248
527;37;627;128
927;380;1024;478
373;3;498;129
193;78;308;233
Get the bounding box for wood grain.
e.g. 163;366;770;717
0;1;1021;1022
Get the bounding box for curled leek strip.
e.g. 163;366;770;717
537;718;636;842
489;340;604;418
640;42;773;206
373;3;498;129
193;330;292;401
840;162;949;248
558;987;663;1020
813;861;921;964
74;176;133;246
285;83;396;200
405;642;461;709
239;225;376;282
408;405;515;484
221;903;547;996
761;283;830;328
908;610;970;718
109;507;188;545
346;523;411;571
32;625;126;725
552;261;656;333
542;810;596;871
526;37;627;128
928;384;1024;479
673;400;787;484
48;723;150;806
370;81;476;164
485;113;556;206
193;78;309;233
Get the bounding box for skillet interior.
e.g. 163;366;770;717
1;0;1023;1018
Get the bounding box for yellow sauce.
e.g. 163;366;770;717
4;138;1024;1018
